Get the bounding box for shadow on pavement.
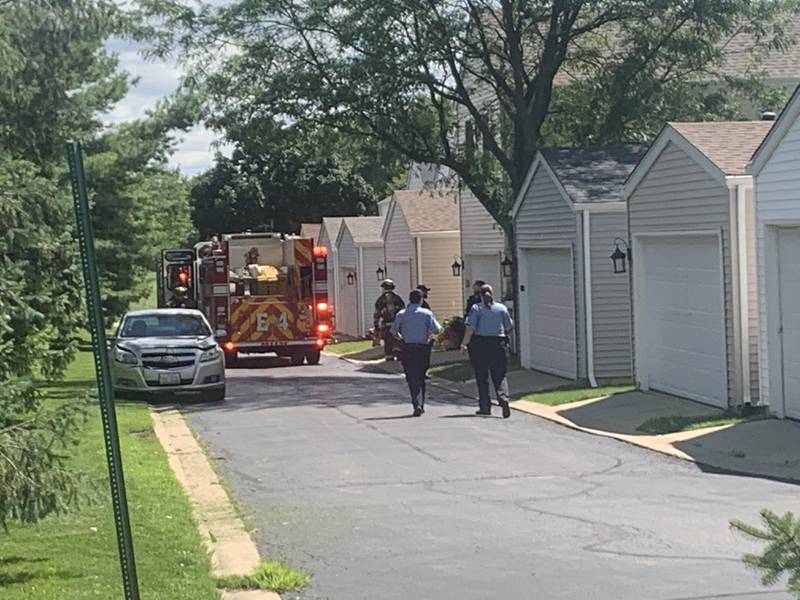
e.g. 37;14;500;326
557;390;721;436
671;419;800;484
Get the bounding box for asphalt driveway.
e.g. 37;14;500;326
184;356;798;600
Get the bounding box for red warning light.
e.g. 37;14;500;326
313;245;328;257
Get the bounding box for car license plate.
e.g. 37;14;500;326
159;372;181;386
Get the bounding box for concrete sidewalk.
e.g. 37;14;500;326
514;391;800;484
338;352;800;485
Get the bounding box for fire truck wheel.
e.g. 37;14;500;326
305;351;321;365
290;352;305;366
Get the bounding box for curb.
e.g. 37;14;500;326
150;407;281;600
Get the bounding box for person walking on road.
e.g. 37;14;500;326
391;289;442;416
373;279;405;360
464;279;485;317
415;284;434;376
461;284;513;418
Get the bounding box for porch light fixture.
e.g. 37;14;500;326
501;254;513;278
376;265;385;281
346;272;355;285
611;238;630;274
451;257;464;277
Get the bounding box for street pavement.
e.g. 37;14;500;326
184;356;798;600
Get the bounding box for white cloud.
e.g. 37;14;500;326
104;37;227;175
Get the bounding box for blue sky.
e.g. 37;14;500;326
105;37;229;176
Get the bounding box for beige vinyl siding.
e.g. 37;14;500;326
419;236;463;320
515;166;586;379
628;141;735;405
360;245;385;336
754;112;800;406
337;228;357;268
589;212;633;379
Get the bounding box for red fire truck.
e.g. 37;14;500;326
163;232;333;366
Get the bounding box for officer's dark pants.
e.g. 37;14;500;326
469;336;509;412
401;343;429;409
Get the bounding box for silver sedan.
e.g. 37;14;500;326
111;309;225;402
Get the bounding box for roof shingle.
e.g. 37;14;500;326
540;144;649;203
391;190;459;233
300;223;321;242
670;121;775;175
341;216;385;244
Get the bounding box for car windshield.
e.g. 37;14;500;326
120;314;210;338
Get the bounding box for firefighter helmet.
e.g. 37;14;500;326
380;278;395;290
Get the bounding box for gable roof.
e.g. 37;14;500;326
624;121;774;197
383;190;459;236
670;121;774;175
338;216;385;246
511;144;647;217
318;217;344;247
541;144;649;204
300;223;321;243
749;83;800;175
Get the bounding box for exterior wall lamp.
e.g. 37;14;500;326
501;254;513;278
611;238;631;274
376;265;385;281
451;257;464;277
346;272;355;285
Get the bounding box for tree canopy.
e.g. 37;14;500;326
147;0;799;231
0;0;196;526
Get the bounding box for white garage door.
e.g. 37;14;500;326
638;236;727;407
525;248;577;378
778;228;800;420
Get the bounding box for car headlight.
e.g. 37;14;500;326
199;346;221;362
114;347;138;365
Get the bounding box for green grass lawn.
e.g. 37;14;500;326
1;350;220;599
129;279;158;312
519;385;634;406
326;339;374;355
637;413;747;435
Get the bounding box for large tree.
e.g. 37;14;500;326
146;0;798;231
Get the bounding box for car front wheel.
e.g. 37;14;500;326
203;386;226;402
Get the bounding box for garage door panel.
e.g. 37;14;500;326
525;248;576;378
639;236;727;407
779;229;800;419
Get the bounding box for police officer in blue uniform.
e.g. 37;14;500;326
391;289;442;416
461;284;513;418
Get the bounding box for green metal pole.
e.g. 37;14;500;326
66;142;141;600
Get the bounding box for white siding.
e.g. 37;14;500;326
420;236;463;320
383;207;415;300
744;188;760;402
515;166;585;379
337;228;357;268
628;141;736;405
459;186;506;291
589;212;633;379
359;245;385;336
755;110;800;409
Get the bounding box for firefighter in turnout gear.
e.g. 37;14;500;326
373;279;405;360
